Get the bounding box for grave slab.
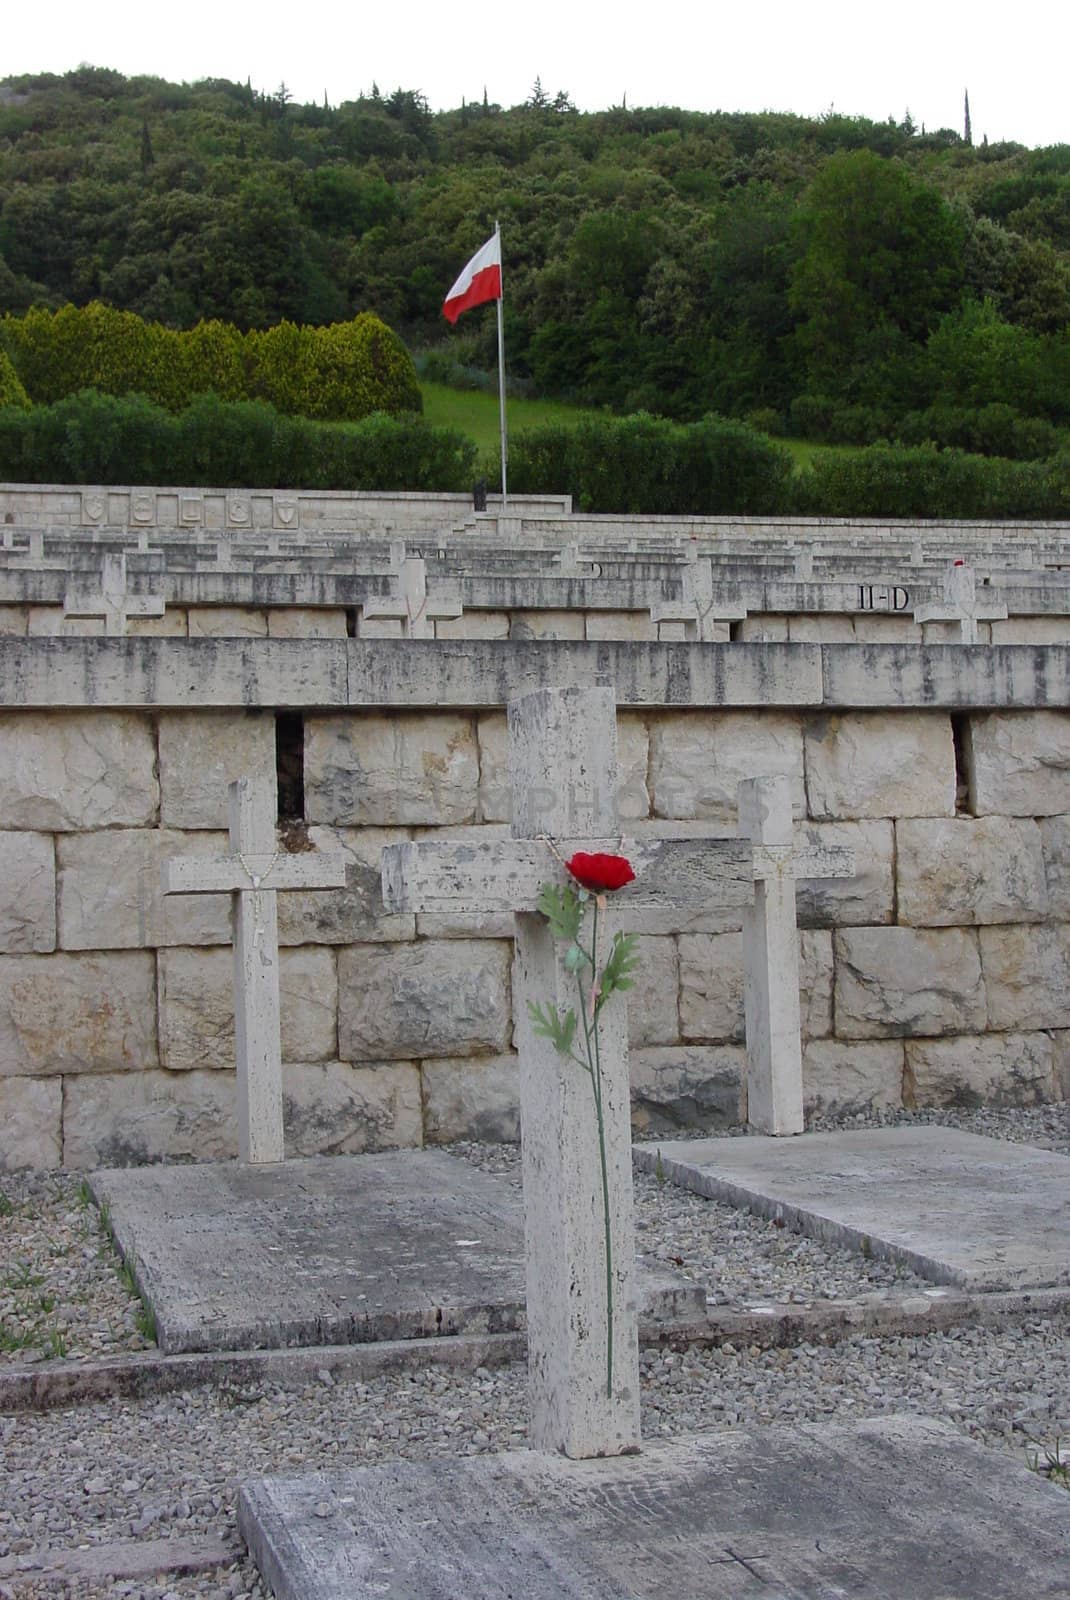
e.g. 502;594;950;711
635;1125;1070;1289
90;1151;703;1355
238;1415;1070;1600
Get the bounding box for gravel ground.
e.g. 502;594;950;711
0;1175;152;1367
1;1104;1068;1598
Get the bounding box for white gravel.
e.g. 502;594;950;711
1;1104;1067;1599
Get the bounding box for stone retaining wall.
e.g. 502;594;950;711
2;700;1068;1170
0;482;1063;547
3;601;1067;647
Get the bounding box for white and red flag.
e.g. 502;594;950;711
442;231;502;324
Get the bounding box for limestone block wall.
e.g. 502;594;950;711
7;602;1068;650
1;700;1068;1171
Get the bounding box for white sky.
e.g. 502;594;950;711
6;0;1067;151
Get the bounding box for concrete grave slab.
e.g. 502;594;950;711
238;1415;1070;1600
635;1125;1070;1290
90;1150;703;1355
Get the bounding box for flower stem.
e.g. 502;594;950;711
589;898;614;1401
569;897;617;1404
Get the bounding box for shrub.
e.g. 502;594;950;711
506;411;793;514
788;393;837;440
0;304;420;421
308;314;422;420
0;389;179;483
744;406;782;437
505;425;575;497
895;403;1062;460
794;442;1070;519
0;390;473;490
180;320;246;404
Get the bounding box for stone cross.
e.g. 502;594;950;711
381;685;852;1458
650;550;746;641
789;542;814;581
555;542;602;578
162;778;347;1164
360;541;463;638
64;551;165;636
5;528;65;569
914;560;1008;643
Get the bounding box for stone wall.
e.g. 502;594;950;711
2;699;1068;1170
5;601;1067;648
0;482;1062;547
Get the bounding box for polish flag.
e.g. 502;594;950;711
443;232;502;324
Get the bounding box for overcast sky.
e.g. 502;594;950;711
6;0;1066;150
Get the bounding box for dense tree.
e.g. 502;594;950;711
0;66;1067;448
788;150;967;400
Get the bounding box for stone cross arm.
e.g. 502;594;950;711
64;551;165;636
381;834;854;920
163;853;346;896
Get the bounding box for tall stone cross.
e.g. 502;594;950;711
64;551;165;636
381;685;852;1458
162;778;347;1164
651;549;746;641
360;541;463;638
914;560;1007;643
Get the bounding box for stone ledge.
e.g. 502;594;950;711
0;1536;237;1586
3;639;1070;710
3;1286;1068;1413
822;643;1070;708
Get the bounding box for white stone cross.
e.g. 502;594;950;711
555;542;602;578
5;528;65;569
914;560;1008;644
63;551;165;636
360;541;463;638
788;541;814;581
381;685;852;1458
650;548;746;641
162;778;347;1164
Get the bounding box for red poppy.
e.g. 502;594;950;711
566;852;636;893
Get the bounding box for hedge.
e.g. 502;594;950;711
0;390;475;490
505;420;1069;517
0;303;421;421
795;442;1070;520
504;412;795;514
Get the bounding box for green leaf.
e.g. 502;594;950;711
595;930;641;1013
526;999;578;1057
535;881;583;943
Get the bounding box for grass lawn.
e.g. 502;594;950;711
420;380;864;474
420;381;606;461
779;437;865;469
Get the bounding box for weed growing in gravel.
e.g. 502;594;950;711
114;1253;158;1342
135;1300;157;1342
1028;1437;1070;1490
6;1263;45;1292
0;1322;33;1353
81;1190;159;1350
0;1187;13;1217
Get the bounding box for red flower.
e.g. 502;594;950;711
566;852;636;893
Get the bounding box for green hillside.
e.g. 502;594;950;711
1;67;1069;458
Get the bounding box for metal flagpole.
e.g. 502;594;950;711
495;219;508;508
